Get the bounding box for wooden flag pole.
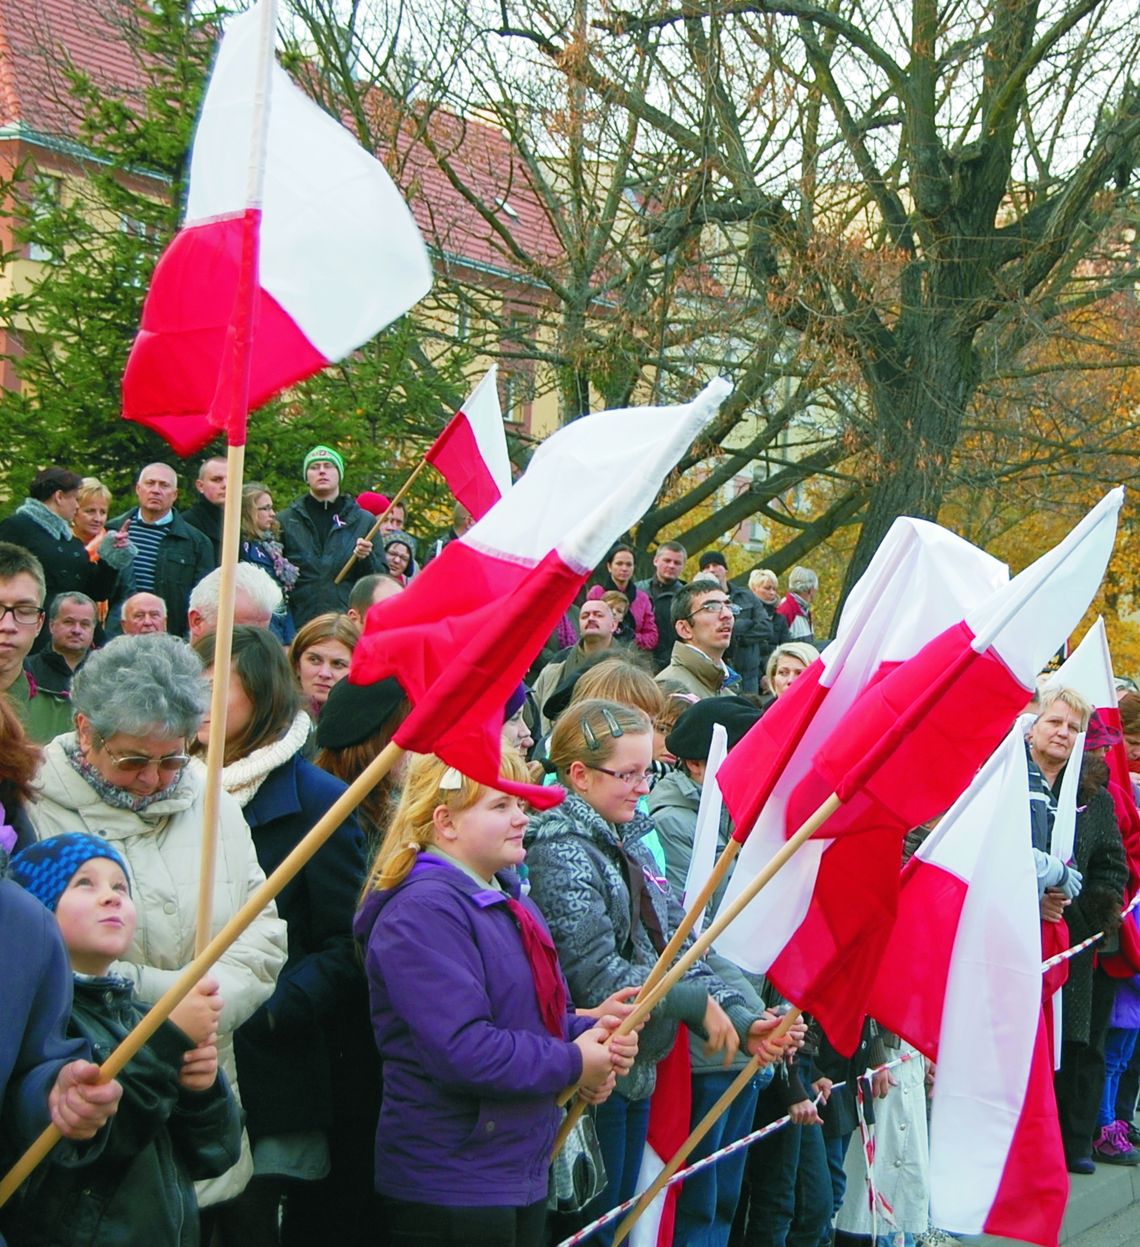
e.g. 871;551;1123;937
333;458;429;584
609;1009;803;1247
195;441;247;953
0;739;406;1210
552;794;839;1158
195;0;277;953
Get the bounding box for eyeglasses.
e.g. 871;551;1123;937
587;764;654;787
687;599;741;618
0;603;45;626
91;729;191;775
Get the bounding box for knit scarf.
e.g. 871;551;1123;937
504;896;568;1039
219;710;312;807
17;497;71;541
65;743;181;813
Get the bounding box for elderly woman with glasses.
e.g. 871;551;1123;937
28;633;288;1214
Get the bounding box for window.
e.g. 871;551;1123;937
25;174;63;263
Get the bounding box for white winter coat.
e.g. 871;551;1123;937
31;734;289;1205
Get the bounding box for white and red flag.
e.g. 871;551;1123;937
716;489;1122;1053
349;378;732;806
122;0;432;453
425;367;512;520
866;727;1068;1247
630;1036;692;1247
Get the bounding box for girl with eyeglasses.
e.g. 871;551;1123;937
524;698;788;1239
27;633;289;1221
356;750;635;1247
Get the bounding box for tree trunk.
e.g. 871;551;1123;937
839;321;979;606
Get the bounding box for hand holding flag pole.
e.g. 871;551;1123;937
333;459;429;584
0;741;407;1209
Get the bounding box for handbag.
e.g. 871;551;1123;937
548;1106;607;1213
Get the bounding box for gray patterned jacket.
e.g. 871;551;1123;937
525;793;755;1100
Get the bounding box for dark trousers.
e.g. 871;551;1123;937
731;1069;832;1247
675;1069;763;1247
1055;966;1116;1162
1116;1023;1140;1121
380;1196;546;1247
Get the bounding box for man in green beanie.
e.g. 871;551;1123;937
279;445;385;626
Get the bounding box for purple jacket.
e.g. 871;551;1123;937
353;855;591;1207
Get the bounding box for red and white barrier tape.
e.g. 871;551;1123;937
1040;891;1140;971
553;1052;915;1246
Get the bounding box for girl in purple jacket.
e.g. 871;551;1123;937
354;749;636;1247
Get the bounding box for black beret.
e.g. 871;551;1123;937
315;675;407;750
665;697;761;760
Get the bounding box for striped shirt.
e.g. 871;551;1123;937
129;513;173;591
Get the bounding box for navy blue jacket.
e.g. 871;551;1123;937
233;754;368;1139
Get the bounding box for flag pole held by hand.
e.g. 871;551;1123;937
0;739;407;1210
610;1008;802;1247
334;458;428;584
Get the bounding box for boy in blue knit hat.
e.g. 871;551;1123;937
3;834;241;1246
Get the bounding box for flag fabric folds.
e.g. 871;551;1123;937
630;1035;692;1247
425;367;513;520
716;489;1122;1054
350;379;732;805
866;728;1068;1247
122;0;432;453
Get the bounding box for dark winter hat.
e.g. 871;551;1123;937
302;445;345;481
9;833;130;913
666;698;762;761
315;675;408;750
504;682;528;722
697;550;728;570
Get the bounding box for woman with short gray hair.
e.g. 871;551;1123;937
30;632;288;1212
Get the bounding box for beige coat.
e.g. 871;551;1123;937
31;735;289;1205
655;641;740;699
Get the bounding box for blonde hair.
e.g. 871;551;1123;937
570;658;664;719
1037;685;1093;732
748;568;778;592
601;590;630;618
76;477;111;509
363;750;529;895
547;698;652;781
765;642;820;687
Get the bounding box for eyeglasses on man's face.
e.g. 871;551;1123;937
0;602;45;626
687;598;741;619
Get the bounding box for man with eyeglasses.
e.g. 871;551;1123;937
656;581;743;699
0;543;74;743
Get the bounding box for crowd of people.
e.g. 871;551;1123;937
1;451;1139;1247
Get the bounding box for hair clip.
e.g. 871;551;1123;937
404;841;422;854
582;719;600;750
601;708;624;739
439;766;463;790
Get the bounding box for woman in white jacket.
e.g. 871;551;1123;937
29;633;288;1219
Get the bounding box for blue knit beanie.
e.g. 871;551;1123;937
9;833;130;912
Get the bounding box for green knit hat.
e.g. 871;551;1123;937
302;444;345;481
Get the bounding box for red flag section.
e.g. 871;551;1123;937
425;368;512;521
349;379;731;804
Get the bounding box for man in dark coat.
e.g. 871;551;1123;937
635;540;687;672
279;445;385;627
180;456;227;564
106;463;214;639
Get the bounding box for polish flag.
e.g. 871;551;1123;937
122;0;432;454
425;368;512;520
349;378;731;805
716;489;1122;1054
682;724;729;938
630;1035;692;1247
866;727;1068;1247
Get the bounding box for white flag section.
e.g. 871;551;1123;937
716;517;1008;972
188;0;432;356
425;367;513;520
868;728;1068;1246
682;724;728;938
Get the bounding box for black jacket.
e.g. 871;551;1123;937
725;583;774;694
107;509;215;638
278;493;384;627
1;975;240;1247
180;498;225;565
636;575;685;672
0;511;121;653
234;753;373;1139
